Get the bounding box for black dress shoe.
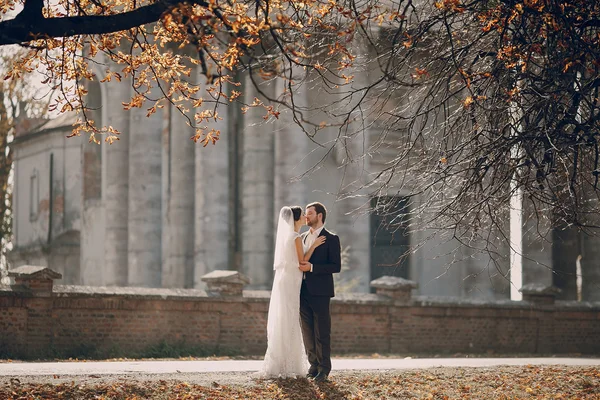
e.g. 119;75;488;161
313;372;329;382
306;369;318;379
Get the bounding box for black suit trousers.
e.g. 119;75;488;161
300;280;332;374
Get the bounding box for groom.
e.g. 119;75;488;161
299;202;341;382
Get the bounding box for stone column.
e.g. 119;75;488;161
274;74;309;219
241;74;276;289
162;103;196;288
7;266;61;358
80;77;105;286
103;78;130;286
127;94;163;287
194;78;230;288
334;57;373;293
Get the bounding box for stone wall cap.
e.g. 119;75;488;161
413;295;522;308
333;292;395;305
519;283;561;295
8;265;62;280
54;285;208;299
201;270;250;285
370;275;417;290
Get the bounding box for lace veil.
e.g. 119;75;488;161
273;206;296;270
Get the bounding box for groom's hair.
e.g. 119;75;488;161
307;202;327;223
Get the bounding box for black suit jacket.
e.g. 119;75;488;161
302;228;341;297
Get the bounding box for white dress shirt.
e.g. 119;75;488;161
304;225;325;272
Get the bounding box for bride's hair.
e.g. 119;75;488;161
290;206;303;221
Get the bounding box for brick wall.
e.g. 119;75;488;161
1;279;599;359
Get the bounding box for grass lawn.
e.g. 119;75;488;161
1;365;599;399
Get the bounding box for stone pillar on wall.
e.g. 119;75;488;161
370;275;417;303
520;283;560;305
201;270;249;296
193;76;230;288
103;77;130;286
8;265;61;296
7;266;61;357
162;102;196;288
127;93;163;287
241;74;276;289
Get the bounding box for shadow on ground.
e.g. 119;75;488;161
273;377;350;400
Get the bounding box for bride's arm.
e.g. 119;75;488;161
295;236;325;262
294;238;305;263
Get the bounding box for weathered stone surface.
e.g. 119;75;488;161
193;75;229;289
370;275;418;290
201;270;250;284
520;283;562;295
520;283;561;305
201;270;250;296
8;265;62;280
54;284;208;299
370;275;417;302
8;266;62;296
240;75;276;291
127;101;163;288
104;78;130;286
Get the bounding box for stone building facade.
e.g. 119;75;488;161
8;59;600;301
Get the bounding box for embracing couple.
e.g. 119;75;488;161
259;202;341;382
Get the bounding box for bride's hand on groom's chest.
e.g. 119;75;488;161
313;239;327;254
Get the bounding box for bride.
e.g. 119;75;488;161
259;206;325;378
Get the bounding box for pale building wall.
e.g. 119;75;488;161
14;134;56;247
10;119;82;284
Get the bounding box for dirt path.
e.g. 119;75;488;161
1;366;599;399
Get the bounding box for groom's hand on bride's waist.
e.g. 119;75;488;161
299;261;312;272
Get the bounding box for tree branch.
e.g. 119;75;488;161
0;0;208;46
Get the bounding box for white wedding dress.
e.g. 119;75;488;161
259;207;308;378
